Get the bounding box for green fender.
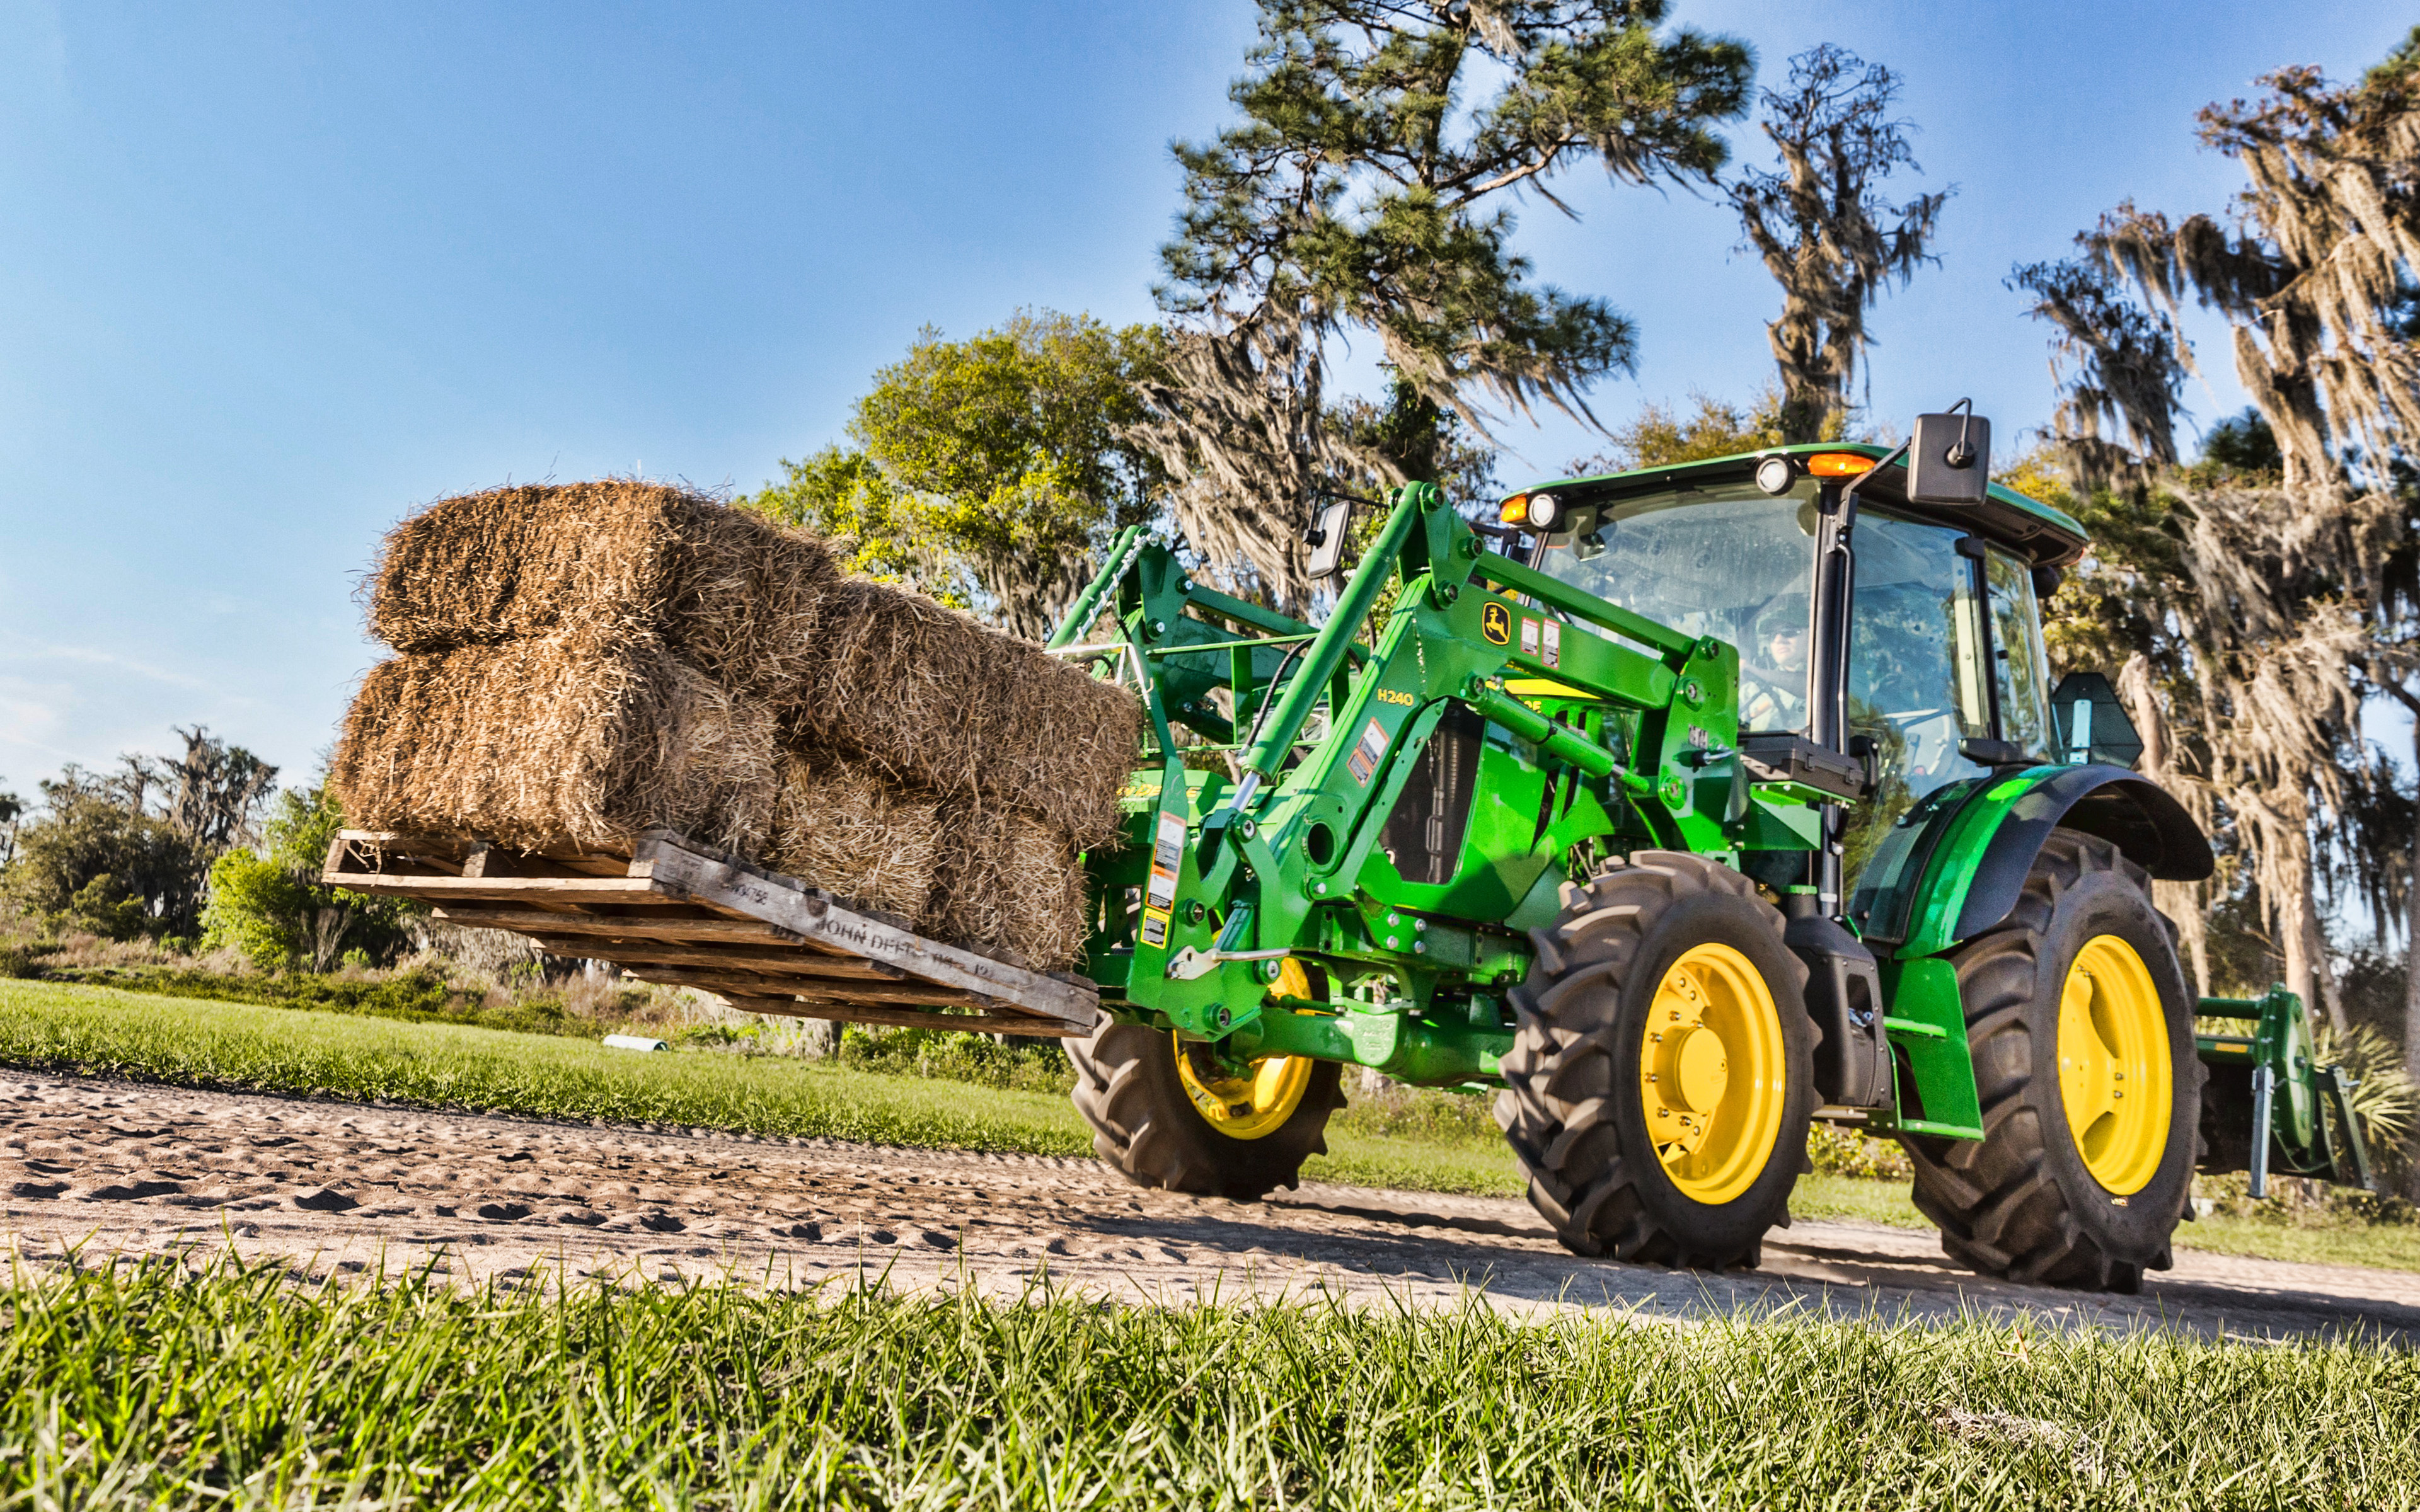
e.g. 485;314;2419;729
1853;763;2214;960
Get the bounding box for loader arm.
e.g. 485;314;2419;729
1069;483;1768;1080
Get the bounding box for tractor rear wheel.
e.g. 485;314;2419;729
1903;830;2204;1292
1495;851;1816;1268
1069;1017;1344;1202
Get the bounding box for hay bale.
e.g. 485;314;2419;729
921;800;1091;972
331;631;778;856
365;482;836;704
766;748;942;924
799;578;1141;847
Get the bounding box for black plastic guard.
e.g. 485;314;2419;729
1786;906;1890;1108
1953;764;2215;942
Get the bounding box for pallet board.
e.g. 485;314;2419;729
323;828;1099;1036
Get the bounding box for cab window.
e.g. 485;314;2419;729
1985;546;2054;759
1843;510;1993;892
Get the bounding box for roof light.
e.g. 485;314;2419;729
1807;452;1876;477
1753;455;1795;495
1526;492;1564;530
1498;493;1530;525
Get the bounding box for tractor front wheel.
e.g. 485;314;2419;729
1495;851;1816;1268
1903;830;2204;1292
1070;1021;1344;1201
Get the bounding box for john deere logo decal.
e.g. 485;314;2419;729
1481;602;1511;646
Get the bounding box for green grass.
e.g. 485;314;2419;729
0;980;1512;1194
4;977;2414;1274
3;1259;2414;1509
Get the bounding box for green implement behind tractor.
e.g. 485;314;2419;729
1047;408;2376;1293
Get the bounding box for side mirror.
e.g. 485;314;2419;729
1305;498;1354;580
2048;671;2145;769
1909;411;1991;505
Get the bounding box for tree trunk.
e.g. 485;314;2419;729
2407;702;2420;1106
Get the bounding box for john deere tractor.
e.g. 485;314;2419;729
1048;408;2375;1292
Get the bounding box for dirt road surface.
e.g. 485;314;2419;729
4;1071;2413;1342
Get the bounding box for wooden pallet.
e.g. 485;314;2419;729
321;829;1099;1036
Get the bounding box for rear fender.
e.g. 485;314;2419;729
1894;764;2213;959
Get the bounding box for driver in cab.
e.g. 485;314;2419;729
1740;593;1811;732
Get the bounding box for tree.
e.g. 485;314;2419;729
0;791;20;871
1566;386;1794;474
747;445;942;592
204;781;418;971
0;729;276;939
2019;40;2420;1046
2005;255;2186;487
1139;0;1753;612
748;311;1168;639
1726;44;1949;443
4;765;207;938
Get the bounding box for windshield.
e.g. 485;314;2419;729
1530;484;1819;734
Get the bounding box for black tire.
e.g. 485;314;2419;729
1903;830;2206;1292
1069;1022;1345;1201
1494;850;1817;1268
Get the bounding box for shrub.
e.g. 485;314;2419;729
1807;1121;1913;1179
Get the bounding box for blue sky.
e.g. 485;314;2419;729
1;1;2409;797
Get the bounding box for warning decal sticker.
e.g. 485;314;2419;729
1347;718;1389;784
1140;912;1168;948
1480;601;1511;645
1519;617;1540;657
1144;810;1184;917
1543;618;1562;669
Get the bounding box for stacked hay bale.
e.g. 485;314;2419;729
331;481;1138;971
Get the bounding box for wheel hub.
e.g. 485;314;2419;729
2055;934;2172;1195
1638;942;1787;1203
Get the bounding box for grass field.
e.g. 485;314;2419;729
2;978;2413;1272
1;1257;2412;1509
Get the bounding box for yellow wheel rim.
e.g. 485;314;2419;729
2056;934;2172;1194
1172;959;1318;1141
1637;942;1789;1204
1175;1037;1313;1140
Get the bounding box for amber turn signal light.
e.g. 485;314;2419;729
1807;452;1876;477
1499;494;1530;524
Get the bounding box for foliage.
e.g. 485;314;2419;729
1327;374;1501;504
1139;0;1753;611
833;1024;1077;1094
746;445;934;589
747;311;1168;638
5;1260;2417;1508
2194;406;2285;481
1806;1121;1913;1180
202;781;418;971
0;730;275;940
1567;386;1811;474
3;767;208;938
2003;254;2185;485
2313;1021;2419;1149
2012;35;2420;1030
1727;45;1949;442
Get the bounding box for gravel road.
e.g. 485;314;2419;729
3;1071;2412;1343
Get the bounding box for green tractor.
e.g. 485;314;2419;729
1049;409;2375;1292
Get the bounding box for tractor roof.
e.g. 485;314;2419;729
1516;442;2089;568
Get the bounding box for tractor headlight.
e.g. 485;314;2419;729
1526;492;1564;531
1754;455;1795;496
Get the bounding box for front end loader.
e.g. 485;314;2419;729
1051;411;2377;1292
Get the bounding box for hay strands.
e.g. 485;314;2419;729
323;828;1098;1036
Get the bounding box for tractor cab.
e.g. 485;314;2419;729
1496;440;2093;908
